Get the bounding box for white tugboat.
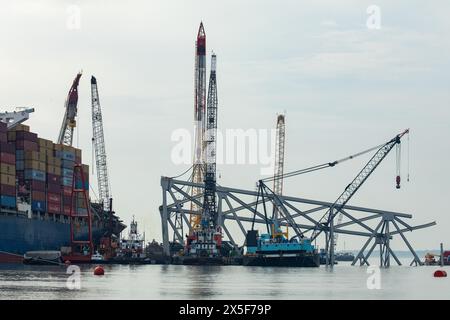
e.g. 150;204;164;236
115;216;146;262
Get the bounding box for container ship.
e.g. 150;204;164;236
0;121;125;263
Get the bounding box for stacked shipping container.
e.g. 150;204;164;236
0;122;16;209
0;123;89;218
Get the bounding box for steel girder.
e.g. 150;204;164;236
160;177;436;267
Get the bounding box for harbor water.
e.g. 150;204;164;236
0;260;448;300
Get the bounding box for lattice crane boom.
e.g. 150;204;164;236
91;76;111;211
272;114;285;221
58;72;82;146
311;129;410;242
190;22;207;230
203;52;218;227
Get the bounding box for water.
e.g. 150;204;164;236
0;261;448;300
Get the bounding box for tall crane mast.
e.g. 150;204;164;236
58;72;82;146
203;53;218;228
183;52;222;261
190;22;207;231
91;76;111;212
272;114;285;225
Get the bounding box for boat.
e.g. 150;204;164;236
424;251;450;266
23;251;63;265
110;217;146;264
243;230;320;267
91;251;105;262
176;225;224;265
0;120;126;264
335;251;355;262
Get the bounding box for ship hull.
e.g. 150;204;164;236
243;252;320;267
0;215;105;263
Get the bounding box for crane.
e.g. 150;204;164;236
190;22;207;231
0;108;35;129
257;129;410;264
272;114;287;238
310;129;410;246
184;53;222;261
202;52;218;228
58;72;82;146
91;76;112;212
315;130;409;264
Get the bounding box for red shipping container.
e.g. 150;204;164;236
16;131;38;142
0;142;15;153
48;203;61;214
47;183;61;194
63;205;72;215
47;173;60;184
0;152;15;164
32;190;46;201
48;192;61;204
15;140;38;151
62;186;72;196
0;184;15;196
30;180;45;191
63;195;72;205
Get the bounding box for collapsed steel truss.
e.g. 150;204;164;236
160;177;436;267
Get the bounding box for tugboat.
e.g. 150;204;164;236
112;217;146;264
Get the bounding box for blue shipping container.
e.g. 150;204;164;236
0;195;16;208
31;200;46;212
75;181;89;190
16;150;24;160
62;168;73;177
75;208;88;216
62;176;73;187
62;159;74;169
24;169;46;182
16;160;24;171
55;151;75;161
62;151;75;161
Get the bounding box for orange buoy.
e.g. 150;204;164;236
434;270;447;277
94;265;105;276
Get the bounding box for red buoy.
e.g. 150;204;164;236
434;270;447;277
94;266;105;276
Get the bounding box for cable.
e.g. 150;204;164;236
263;141;386;183
169;164;194;179
407;132;410;182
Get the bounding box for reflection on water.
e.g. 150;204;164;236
0;261;448;300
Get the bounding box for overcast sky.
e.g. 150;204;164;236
1;1;449;251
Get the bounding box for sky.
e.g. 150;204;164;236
0;0;449;251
